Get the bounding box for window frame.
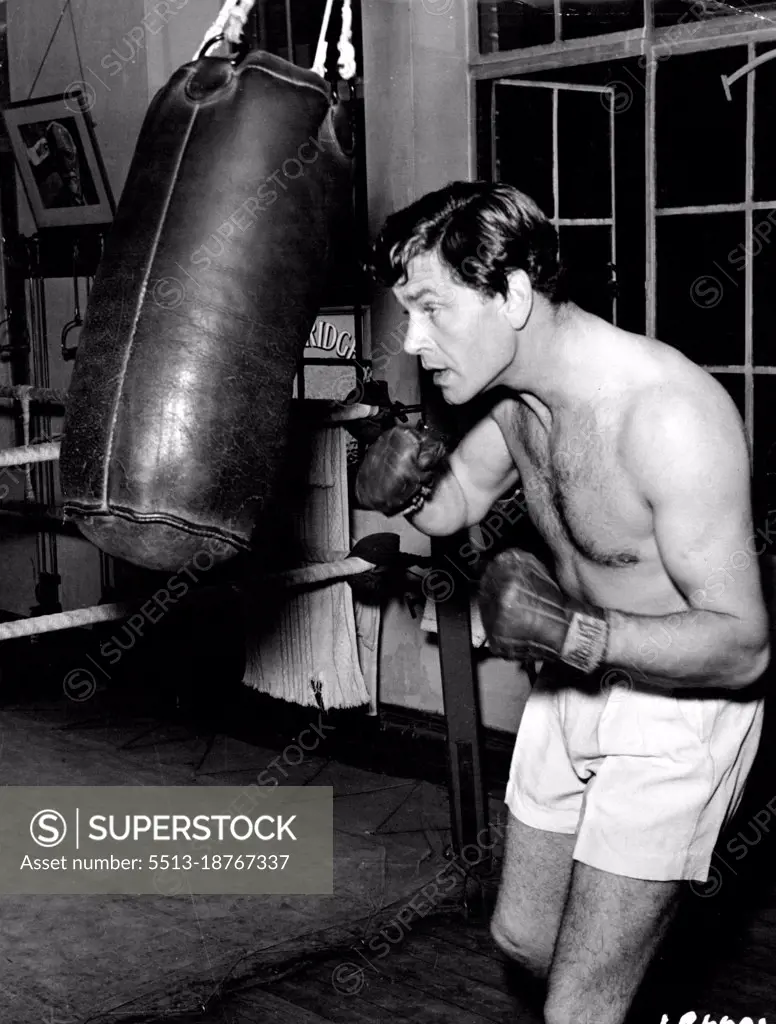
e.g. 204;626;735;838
469;2;776;467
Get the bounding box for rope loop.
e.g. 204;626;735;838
195;0;257;61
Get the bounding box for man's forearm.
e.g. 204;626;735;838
606;608;770;690
406;471;469;536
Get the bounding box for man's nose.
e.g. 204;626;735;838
402;316;427;356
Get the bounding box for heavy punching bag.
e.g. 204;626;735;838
60;50;352;572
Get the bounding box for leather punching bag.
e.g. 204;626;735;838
60;51;352;572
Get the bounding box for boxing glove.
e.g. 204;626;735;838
355;424;448;517
479;548;609;674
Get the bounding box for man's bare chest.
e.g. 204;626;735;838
497;402;649;568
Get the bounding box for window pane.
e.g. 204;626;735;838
558;89;611;219
753;209;776;365
656;48;747;208
656;213;745;364
561;0;643;41
558;225;614;323
754;42;776;203
654;1;776;29
478;0;555;54
495;84;555;217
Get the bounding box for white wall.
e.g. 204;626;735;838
361;0;531;733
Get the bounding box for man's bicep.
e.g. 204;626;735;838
448;414;520;526
654;490;763;621
631;387;765;622
648;418;766;632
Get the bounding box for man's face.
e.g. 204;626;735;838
393;250;518;405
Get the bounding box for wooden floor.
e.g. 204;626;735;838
169;911;540;1024
238;929;525;1024
163;862;776;1024
3;653;776;1022
153;721;776;1024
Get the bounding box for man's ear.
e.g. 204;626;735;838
502;270;533;330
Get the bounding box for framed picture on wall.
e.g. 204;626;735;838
2;89;115;229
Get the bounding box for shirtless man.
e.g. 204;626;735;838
355;181;770;1024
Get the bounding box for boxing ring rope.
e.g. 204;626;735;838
0;384;383;418
0;399;384;472
0;442;61;467
0;388;398;640
0;384;68;406
0;554;378;643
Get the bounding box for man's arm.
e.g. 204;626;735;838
409;406;520;536
606;385;770;690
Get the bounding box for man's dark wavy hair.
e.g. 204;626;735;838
370;181;567;304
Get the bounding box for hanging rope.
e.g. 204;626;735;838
27;0;87;100
0;557;379;641
27;0;70;100
337;0;357;81
197;0;355;81
314;0;356;81
195;0;257;59
66;0;87;90
312;0;336;77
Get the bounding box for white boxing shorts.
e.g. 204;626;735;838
505;667;764;882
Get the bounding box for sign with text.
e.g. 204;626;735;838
0;786;332;895
305;312;358;360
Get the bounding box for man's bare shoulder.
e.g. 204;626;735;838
572;315;741;444
617;335;749;500
625;335;742;433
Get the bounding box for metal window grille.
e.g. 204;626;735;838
473;2;776;511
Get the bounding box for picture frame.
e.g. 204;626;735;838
2;89;115;230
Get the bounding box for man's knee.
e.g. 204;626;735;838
490;912;552;979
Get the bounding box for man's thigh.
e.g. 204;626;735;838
491;811;576;976
545;861;682;1024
